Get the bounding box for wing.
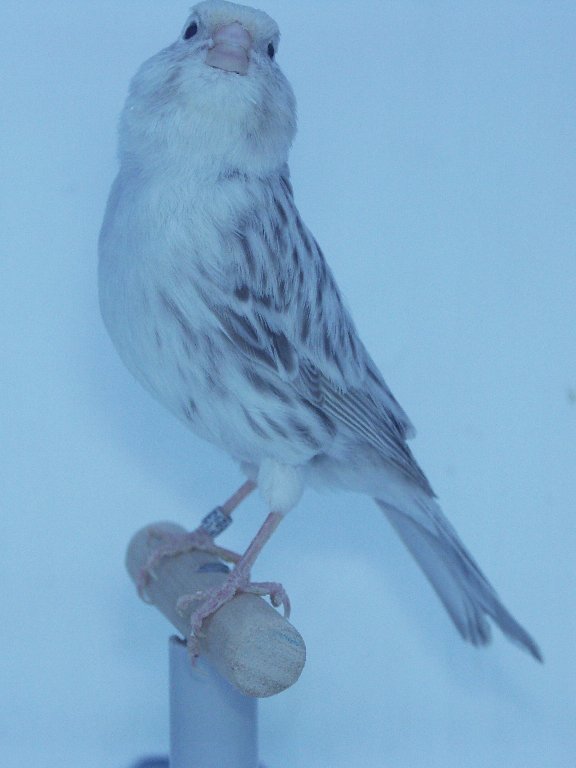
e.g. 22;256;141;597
179;171;431;491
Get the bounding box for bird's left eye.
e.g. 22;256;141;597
267;42;275;59
183;22;198;40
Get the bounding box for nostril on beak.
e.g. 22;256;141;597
212;22;252;50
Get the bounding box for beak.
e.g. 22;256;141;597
205;22;252;76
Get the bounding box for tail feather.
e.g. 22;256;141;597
376;498;543;662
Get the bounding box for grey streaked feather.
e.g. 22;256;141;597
170;171;422;484
377;499;543;661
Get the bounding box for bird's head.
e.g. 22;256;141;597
119;0;297;177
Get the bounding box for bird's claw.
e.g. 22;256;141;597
136;525;240;602
245;581;291;617
177;568;290;658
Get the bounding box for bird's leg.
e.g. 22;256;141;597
218;479;257;516
177;510;289;658
137;480;256;600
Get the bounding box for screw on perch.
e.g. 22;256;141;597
125;521;306;698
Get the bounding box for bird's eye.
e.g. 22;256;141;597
267;42;275;59
183;22;198;40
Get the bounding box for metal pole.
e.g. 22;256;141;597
169;636;259;768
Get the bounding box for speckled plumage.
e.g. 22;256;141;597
99;0;541;659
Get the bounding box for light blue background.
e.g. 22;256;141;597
1;2;574;766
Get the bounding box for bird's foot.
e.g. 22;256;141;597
176;564;290;658
137;524;241;602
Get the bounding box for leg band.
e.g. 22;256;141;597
199;507;233;537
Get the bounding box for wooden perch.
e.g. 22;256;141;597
126;522;306;698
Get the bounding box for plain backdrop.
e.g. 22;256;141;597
1;1;575;766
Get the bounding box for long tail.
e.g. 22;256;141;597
375;497;542;661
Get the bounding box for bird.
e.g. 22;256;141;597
98;0;542;661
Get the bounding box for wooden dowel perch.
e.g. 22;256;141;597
126;522;306;698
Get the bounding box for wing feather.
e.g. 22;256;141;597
180;173;428;488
